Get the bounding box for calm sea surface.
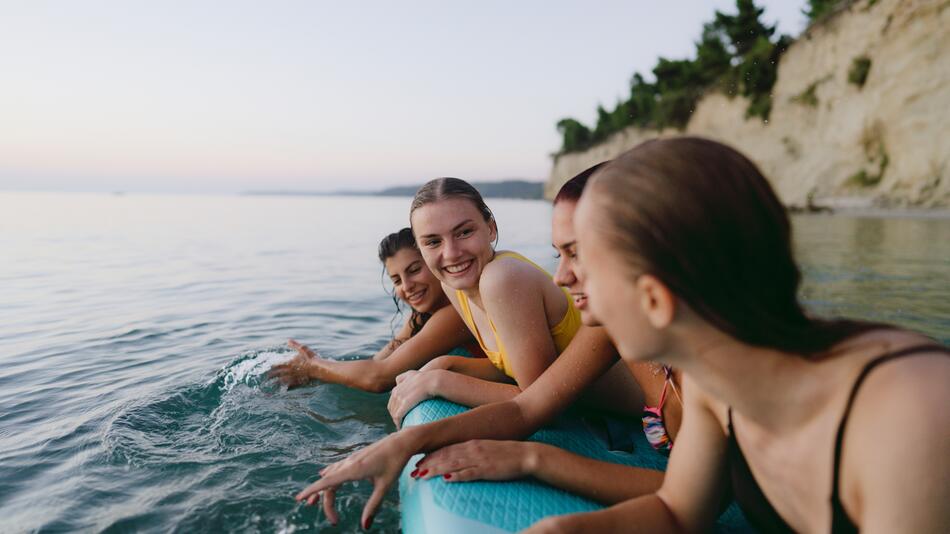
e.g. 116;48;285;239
1;192;948;533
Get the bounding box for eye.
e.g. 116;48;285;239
424;238;440;248
408;265;421;275
553;252;561;259
457;228;473;238
391;277;401;286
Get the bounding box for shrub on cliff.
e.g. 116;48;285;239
554;0;791;155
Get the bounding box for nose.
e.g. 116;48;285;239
553;256;577;288
442;237;462;262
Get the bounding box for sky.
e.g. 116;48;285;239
0;1;807;194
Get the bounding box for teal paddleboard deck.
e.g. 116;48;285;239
399;399;750;533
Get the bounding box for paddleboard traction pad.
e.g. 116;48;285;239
399;398;751;533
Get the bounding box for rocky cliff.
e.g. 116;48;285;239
547;0;950;209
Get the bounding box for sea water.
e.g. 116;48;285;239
1;192;948;533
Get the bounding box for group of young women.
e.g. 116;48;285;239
271;137;949;533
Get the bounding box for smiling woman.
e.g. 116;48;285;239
267;227;482;394
383;178;584;427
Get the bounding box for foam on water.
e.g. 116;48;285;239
214;348;294;393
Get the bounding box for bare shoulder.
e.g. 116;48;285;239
849;340;950;414
480;251;544;296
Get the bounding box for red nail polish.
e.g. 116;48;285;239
443;474;452;480
410;469;419;478
363;515;374;530
419;469;428;477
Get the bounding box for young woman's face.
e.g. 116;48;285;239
551;200;598;326
574;192;652;362
411;198;496;291
384;247;446;313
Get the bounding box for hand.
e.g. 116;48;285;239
296;431;415;530
413;439;538;482
387;369;440;428
266;339;319;388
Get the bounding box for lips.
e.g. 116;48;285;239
407;287;427;305
571;293;588;308
443;259;474;276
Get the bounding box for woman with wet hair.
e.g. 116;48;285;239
291;169;695;530
525;137;949;533
267;228;481;393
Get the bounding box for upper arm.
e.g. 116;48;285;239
513;326;620;427
654;375;730;532
846;355;950;533
480;261;558;388
376;305;474;378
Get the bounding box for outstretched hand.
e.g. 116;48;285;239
295;432;415;530
267;339;319;388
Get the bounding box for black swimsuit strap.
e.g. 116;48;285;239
830;343;950;531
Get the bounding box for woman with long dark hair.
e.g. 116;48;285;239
267;228;481;393
527;137;949;533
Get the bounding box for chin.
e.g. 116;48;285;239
579;310;600;327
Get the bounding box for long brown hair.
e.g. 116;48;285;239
378;228;430;337
588;137;876;355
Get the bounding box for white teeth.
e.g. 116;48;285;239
445;260;472;274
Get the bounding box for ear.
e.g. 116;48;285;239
488;218;498;243
635;274;676;329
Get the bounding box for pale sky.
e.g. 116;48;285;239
1;1;806;193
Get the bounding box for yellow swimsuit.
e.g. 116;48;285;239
455;251;581;379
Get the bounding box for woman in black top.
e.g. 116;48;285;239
527;137;949;533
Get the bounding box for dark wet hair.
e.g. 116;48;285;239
554;161;609;205
378;228;430;337
589;137;880;355
409;177;498;246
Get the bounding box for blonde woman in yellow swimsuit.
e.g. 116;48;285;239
385;177;585;427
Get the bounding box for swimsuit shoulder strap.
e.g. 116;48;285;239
830;342;950;532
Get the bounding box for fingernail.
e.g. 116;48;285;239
418;469;428;477
362;515;374;530
410;469;419;478
443;474;452;480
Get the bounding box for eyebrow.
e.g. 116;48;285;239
418;220;474;239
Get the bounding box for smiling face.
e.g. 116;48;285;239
551;200;598;326
411;198;497;291
384;246;447;313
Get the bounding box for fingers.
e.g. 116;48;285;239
361;479;388;531
288;339;316;358
394;370;416;384
322;488;339;526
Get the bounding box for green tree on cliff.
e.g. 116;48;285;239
713;0;776;57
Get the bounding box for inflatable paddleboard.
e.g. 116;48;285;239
399;399;750;533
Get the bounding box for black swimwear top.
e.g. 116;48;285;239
726;343;949;533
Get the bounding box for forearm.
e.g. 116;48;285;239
431;370;523;409
309;359;393;393
539;494;686;534
402;398;537;454
528;443;665;505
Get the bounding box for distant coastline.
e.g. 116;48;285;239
243;180;545;200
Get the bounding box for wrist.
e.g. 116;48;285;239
426;369;447;396
521;441;544;476
397;423;427;453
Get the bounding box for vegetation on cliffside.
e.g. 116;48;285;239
555;0;843;157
